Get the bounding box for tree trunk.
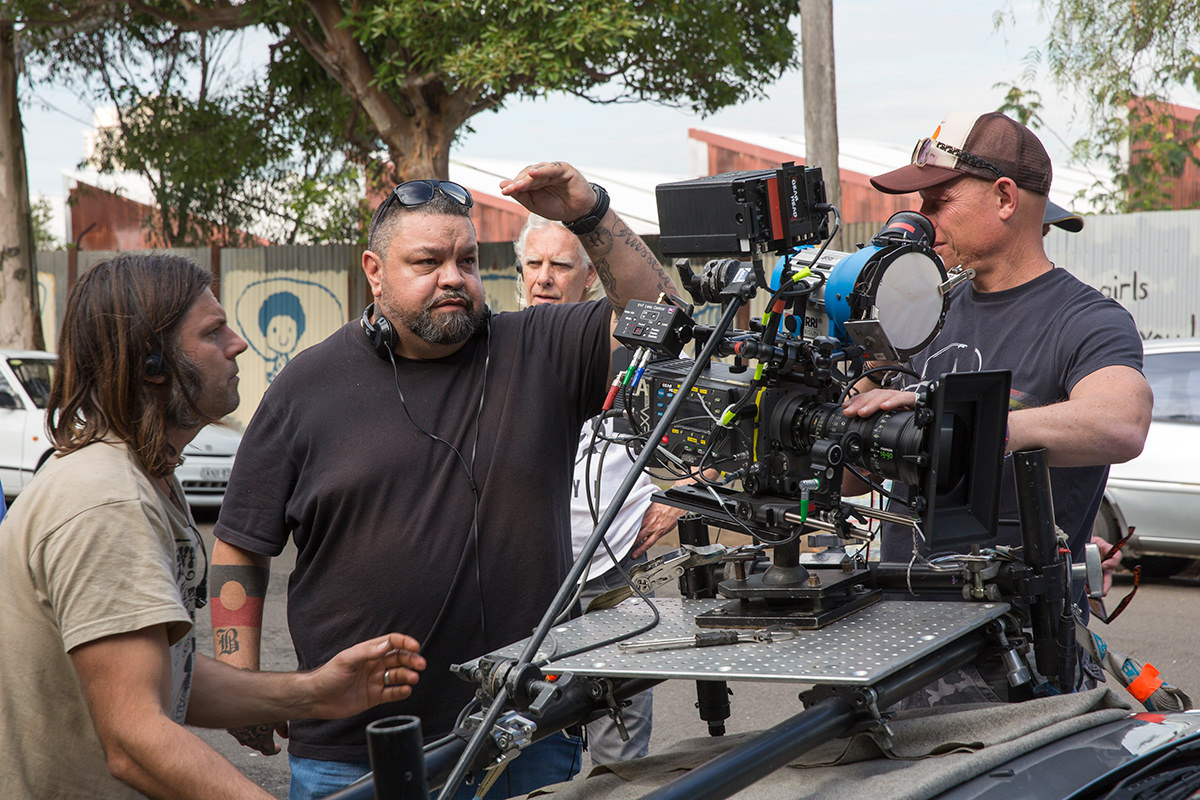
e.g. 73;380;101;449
381;97;467;184
0;21;42;350
801;0;843;250
300;0;479;185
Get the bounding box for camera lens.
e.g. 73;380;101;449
786;403;926;486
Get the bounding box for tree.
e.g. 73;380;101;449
24;17;364;247
998;1;1200;212
0;19;43;349
20;1;804;184
31;195;60;251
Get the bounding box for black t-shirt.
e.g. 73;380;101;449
215;300;612;759
881;267;1143;564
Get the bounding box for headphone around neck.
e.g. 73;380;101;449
361;302;399;361
361;301;493;362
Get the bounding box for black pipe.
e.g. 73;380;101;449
676;514;731;736
639;632;986;800
1011;449;1062;685
870;631;987;709
366;716;426;800
868;562;969;594
639;696;859;800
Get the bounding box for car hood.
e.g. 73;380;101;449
183;425;242;458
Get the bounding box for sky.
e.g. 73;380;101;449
18;1;1195;203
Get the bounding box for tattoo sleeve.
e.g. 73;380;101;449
582;214;677;311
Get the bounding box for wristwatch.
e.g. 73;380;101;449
564;183;610;235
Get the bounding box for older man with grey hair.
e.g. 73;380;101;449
514;213;691;764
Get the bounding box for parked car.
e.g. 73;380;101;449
176;422;241;508
1092;338;1200;577
0;349;240;508
0;350;56;500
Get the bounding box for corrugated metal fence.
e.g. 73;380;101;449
32;209;1200;427
1044;209;1200;340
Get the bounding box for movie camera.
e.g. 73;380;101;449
607;162;1009;627
339;164;1133;800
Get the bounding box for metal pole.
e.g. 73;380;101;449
638;632;985;800
437;297;749;799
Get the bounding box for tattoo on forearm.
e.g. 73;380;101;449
210;564;268;633
583;216;675;308
216;627;241;656
211;564;269;597
580;226;613;257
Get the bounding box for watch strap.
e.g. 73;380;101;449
564;183;610;235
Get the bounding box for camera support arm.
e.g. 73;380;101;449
436;293;752;800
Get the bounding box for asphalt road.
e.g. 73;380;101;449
190;510;1200;799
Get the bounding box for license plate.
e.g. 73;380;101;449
200;466;231;481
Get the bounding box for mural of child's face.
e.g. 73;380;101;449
266;314;299;354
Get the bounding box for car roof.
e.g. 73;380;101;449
0;349;56;360
1142;338;1200;355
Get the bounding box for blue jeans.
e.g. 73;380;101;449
290;731;583;800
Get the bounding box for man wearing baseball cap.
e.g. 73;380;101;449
843;111;1151;699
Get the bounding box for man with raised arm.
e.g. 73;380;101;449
211;162;679;799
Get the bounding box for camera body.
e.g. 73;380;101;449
656;162;830;257
618;166;1009;550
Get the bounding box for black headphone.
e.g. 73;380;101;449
146;347;166;378
362;302;493;361
361;302;399;361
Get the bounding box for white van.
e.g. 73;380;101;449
0;350;56;500
0;350;240;507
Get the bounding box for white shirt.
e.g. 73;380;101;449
570;415;659;578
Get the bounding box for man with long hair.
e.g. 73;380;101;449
0;253;425;799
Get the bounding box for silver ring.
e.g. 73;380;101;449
384;669;391;687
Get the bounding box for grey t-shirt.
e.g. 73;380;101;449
881;267;1143;564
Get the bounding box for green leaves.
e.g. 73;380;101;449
1028;0;1200;211
16;0;803;216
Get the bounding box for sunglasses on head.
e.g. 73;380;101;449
912;137;1008;180
380;180;474;214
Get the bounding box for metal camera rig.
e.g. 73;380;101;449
334;164;1111;800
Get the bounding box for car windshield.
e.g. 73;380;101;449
7;357;55;410
1144;350;1200;423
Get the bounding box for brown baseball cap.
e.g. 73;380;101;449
871;111;1052;196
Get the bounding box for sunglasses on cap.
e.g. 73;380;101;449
911;136;1008;180
380;179;474;214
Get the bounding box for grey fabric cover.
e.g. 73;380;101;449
517;687;1133;800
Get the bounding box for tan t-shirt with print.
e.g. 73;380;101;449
0;439;204;799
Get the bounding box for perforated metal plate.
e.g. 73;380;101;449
482;598;1007;685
